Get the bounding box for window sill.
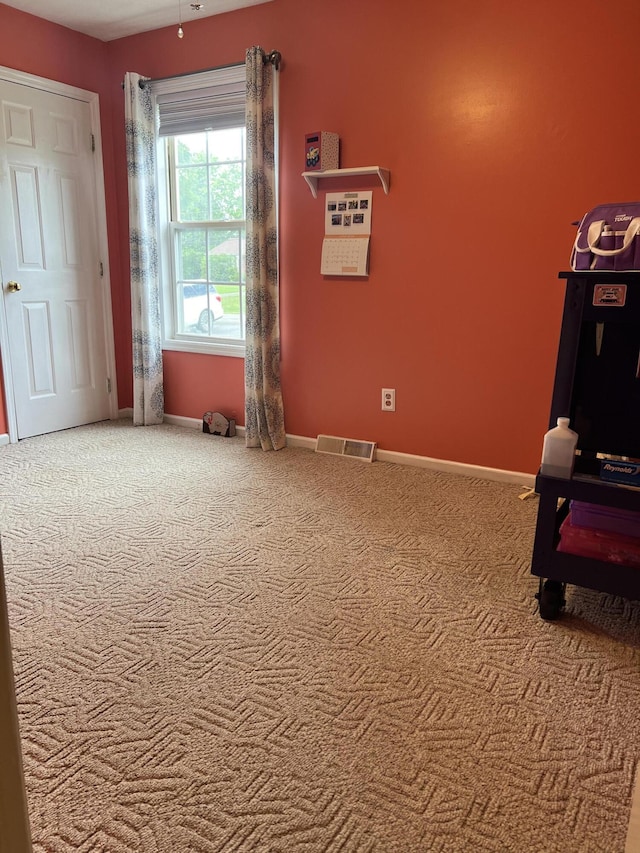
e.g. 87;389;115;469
162;338;245;359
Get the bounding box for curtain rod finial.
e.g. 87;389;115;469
263;50;281;70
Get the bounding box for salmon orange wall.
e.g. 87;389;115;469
106;0;640;474
2;0;639;475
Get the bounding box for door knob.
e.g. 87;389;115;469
6;280;21;292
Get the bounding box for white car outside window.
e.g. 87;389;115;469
182;283;224;334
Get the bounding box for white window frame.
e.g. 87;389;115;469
152;67;247;359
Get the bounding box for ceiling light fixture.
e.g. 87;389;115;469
177;0;184;38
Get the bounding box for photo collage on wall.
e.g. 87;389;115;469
325;191;373;236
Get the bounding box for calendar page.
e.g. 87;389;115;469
324;191;372;236
320;236;370;276
321;190;372;276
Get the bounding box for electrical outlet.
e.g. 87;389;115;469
381;388;395;412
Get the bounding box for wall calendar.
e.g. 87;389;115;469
320;191;373;276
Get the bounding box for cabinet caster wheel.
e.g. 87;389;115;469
535;579;566;621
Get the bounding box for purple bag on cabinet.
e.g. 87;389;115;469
571;202;640;271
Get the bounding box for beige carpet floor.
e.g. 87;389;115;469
1;419;640;852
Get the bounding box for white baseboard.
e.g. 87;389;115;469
285;433;317;450
163;412;245;437
375;448;535;487
0;434;8;448
117;408;133;419
287;433;534;487
162;416;535;488
163;413;202;430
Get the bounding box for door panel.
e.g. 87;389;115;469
22;301;55;397
11;165;45;268
3;100;34;147
52;112;77;155
59;173;82;266
66;299;93;389
0;79;111;439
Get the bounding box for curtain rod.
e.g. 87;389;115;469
122;50;282;89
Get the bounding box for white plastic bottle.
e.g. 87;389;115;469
540;417;579;478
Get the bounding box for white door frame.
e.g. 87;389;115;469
0;65;118;444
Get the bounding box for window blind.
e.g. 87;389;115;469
152;64;246;137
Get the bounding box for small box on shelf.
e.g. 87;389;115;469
304;131;339;172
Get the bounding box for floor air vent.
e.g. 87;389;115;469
315;434;377;462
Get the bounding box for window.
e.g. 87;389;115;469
167;128;246;348
152;65;247;358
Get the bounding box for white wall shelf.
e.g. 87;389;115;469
301;166;390;198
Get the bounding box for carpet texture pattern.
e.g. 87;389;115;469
1;420;640;852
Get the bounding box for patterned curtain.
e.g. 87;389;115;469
124;72;164;426
244;48;286;450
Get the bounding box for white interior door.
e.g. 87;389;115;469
0;75;114;440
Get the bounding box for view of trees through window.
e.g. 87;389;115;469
171;128;246;340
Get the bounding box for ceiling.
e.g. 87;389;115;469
1;0;274;41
